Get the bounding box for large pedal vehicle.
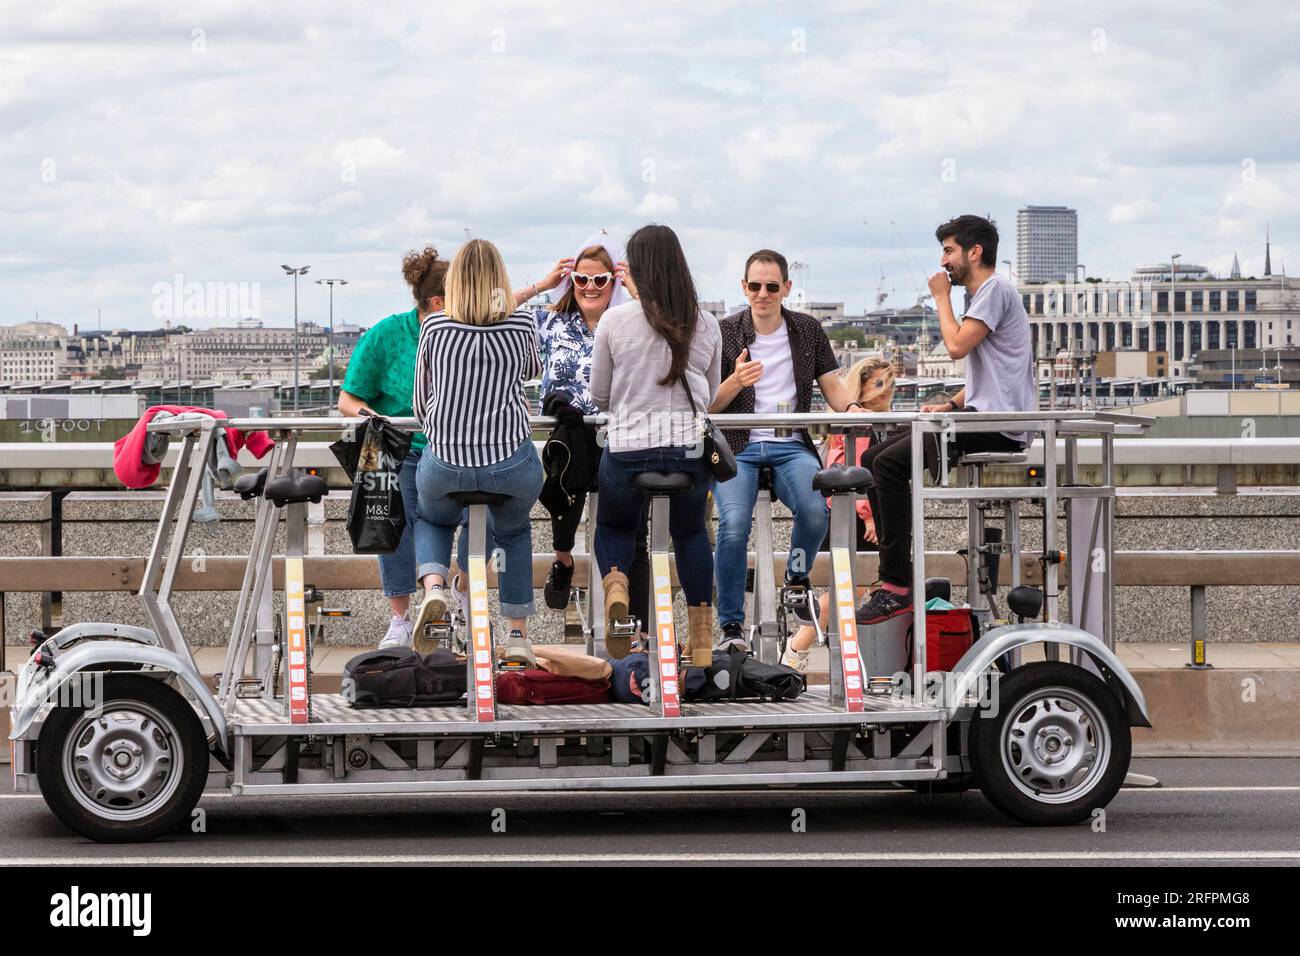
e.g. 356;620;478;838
9;410;1153;842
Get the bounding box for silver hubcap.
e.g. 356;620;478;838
64;703;184;821
1000;686;1110;804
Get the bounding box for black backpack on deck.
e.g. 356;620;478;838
685;646;806;702
341;646;466;707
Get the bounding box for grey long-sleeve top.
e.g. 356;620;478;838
589;300;722;453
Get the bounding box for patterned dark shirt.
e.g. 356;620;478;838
716;305;840;455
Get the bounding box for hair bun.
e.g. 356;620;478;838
402;245;441;286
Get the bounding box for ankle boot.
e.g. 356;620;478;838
603;569;631;659
687;603;714;669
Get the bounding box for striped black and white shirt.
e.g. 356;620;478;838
413;309;542;467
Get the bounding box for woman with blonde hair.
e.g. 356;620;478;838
411;239;544;665
781;354;896;671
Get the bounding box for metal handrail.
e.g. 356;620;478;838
143;408;1150;435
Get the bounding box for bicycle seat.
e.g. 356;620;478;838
453;491;510;506
234;467;269;501
632;472;694;495
264;471;329;507
812;465;872;494
756;464;775;492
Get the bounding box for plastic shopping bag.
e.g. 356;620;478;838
329;415;413;554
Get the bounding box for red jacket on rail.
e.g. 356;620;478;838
113;405;275;489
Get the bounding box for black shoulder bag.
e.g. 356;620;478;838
681;376;737;482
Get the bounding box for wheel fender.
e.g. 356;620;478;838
9;640;227;748
945;622;1151;728
46;622;160;650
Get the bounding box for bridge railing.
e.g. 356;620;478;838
3;550;1297;674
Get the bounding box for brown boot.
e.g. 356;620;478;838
687;604;714;669
603;569;631;659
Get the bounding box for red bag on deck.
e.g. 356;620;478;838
908;608;976;673
496;669;611;705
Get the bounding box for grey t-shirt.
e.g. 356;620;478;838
962;272;1036;443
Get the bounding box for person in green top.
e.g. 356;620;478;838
339;245;572;649
338;246;449;648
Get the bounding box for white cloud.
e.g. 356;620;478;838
1;0;1296;330
634;191;679;216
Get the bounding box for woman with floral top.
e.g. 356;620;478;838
531;235;650;613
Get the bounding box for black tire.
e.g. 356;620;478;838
969;662;1131;826
37;674;210;843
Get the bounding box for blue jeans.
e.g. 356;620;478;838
377;449;421;598
713;440;828;628
414;440;543;618
595;446;714;607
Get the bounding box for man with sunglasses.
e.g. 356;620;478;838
710;249;862;649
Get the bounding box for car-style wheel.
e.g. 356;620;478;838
969;662;1130;825
36;674;209;843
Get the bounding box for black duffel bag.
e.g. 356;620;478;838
341;646;466;707
684;646;805;702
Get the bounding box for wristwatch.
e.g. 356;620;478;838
944;400;959;411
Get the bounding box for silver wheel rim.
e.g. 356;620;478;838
999;685;1111;805
63;701;185;822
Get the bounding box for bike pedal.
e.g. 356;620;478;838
235;678;263;699
867;676;896;696
779;586;809;608
609;618;639;637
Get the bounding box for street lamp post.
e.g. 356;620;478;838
316;278;348;412
1169;253;1181;374
281;265;310;411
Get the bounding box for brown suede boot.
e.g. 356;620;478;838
603;569;631;659
687;604;714;669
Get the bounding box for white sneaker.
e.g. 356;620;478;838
379;615;412;650
413;586;450;638
499;629;537;667
781;648;810;673
450;573;471;621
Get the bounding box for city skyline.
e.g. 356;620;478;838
3;2;1297;330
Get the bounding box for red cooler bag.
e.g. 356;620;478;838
908;608;975;672
496;669;611;705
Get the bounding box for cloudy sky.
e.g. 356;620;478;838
3;1;1297;332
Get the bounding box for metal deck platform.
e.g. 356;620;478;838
230;688;944;736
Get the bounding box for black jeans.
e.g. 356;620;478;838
859;423;1022;588
546;424;603;553
547;429;652;624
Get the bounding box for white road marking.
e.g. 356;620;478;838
2;784;1300;800
2;850;1300;865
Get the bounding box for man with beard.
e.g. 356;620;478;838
854;215;1035;625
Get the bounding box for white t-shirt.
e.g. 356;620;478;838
747;322;800;444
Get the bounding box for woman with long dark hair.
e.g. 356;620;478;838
589;224;721;665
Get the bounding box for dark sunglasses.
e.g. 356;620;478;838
573;272;613;289
745;281;783;294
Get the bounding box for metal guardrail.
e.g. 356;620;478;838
3;551;1297;674
5;436;1296;467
